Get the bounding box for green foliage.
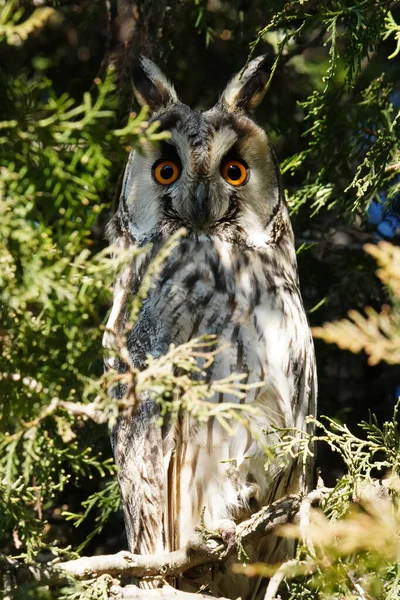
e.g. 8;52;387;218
63;479;120;553
0;0;56;45
383;11;400;59
1;0;400;599
280;240;400;597
264;0;399;217
0;10;166;563
259;399;400;599
0;478;44;557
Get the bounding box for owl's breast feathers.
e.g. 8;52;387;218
122;232;313;412
106;232;316;560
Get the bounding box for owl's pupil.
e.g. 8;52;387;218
161;164;173;180
227;164;242;180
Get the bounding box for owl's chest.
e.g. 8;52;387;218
130;239;309;402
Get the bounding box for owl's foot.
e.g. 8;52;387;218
196;516;237;553
212;518;237;551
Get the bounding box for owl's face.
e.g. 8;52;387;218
119;56;289;249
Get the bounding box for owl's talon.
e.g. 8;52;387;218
212;519;237;552
195;517;236;553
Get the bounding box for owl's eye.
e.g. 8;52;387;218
221;160;248;186
153;160;181;185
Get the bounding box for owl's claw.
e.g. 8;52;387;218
212;518;237;550
196;515;237;554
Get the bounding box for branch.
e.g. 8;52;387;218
58;492;328;580
264;559;300;600
109;582;231;600
2;488;332;592
283;27;328;64
57;539;217;580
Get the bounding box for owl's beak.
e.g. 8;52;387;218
192;182;210;229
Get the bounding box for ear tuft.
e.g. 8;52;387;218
221;55;272;112
132;56;178;112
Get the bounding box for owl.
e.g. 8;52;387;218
103;55;317;599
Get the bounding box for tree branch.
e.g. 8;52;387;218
109;582;231;600
1;488;332;596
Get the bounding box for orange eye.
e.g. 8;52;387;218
153;160;180;185
222;160;248;186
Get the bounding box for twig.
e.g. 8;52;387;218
283;27;328;64
385;162;400;173
298;489;329;556
263;558;299;600
347;571;371;600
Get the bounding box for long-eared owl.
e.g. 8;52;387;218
103;55;317;599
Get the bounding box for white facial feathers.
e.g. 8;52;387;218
117;54;288;247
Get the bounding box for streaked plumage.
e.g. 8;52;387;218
104;55;317;599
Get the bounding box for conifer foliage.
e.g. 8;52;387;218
1;1;400;599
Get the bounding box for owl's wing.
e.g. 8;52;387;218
102;239;167;554
103;234;219;555
111;400;165;554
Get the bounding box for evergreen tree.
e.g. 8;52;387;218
1;1;400;598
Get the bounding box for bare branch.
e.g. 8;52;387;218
1;488;333;593
57;539;218;580
110;582;231;599
55;398;109;424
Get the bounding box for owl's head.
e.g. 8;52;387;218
113;56;292;249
